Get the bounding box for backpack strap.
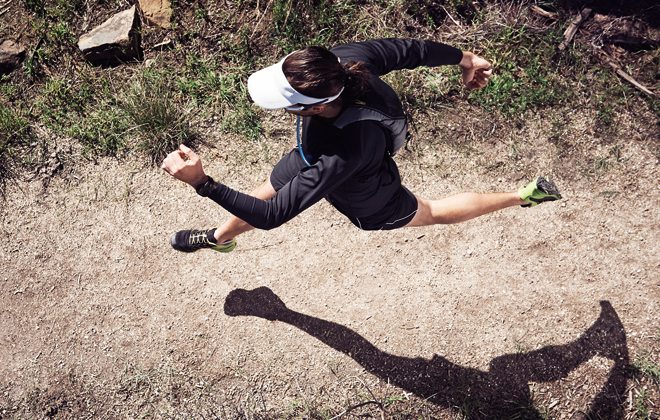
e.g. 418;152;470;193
333;106;408;155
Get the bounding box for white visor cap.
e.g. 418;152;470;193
247;55;344;110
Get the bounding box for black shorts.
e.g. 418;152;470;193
347;185;418;230
270;148;307;191
270;148;418;231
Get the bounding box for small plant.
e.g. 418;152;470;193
23;0;45;15
48;21;74;44
596;98;615;128
633;388;651;419
122;71;197;164
23;44;46;79
271;0;355;51
39;75;95;123
68;105;131;157
177;53;225;106
591;145;624;173
383;394;406;408
0;104;32;188
631;353;660;384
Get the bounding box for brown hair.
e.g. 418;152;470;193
282;46;371;104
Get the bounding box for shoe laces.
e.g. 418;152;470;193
188;230;209;246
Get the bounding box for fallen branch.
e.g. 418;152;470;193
606;58;655;97
250;0;272;41
559;8;592;51
592;48;656;97
330;400;384;420
530;5;558;20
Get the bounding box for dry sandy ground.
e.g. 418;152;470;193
0;108;658;418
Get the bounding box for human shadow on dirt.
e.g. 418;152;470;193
224;288;629;418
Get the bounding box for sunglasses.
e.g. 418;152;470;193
284;99;327;112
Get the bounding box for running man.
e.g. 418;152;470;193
161;38;561;253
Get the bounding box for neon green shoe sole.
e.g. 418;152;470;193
519;176;562;207
211;238;237;253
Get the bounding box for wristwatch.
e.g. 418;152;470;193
195;176;215;197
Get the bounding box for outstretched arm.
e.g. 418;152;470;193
332;38;464;75
161;145;361;231
331;38;491;89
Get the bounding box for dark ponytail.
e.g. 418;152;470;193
283;46;371;105
340;60;371;103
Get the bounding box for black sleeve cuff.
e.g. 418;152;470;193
425;41;463;66
195;176;216;197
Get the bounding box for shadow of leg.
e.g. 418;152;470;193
488;301;629;416
223;289;629;418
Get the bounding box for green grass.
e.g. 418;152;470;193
174;53;261;141
469;25;566;117
271;0;358;51
634;388;651;419
16;0;85;83
628;352;659;419
0;104;32;189
176;53;225;106
1;0;656;189
631;353;660;384
122;71;197;164
36;76;94;128
68;106;131;158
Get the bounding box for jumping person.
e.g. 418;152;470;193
161;38;561;253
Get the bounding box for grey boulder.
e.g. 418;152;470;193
78;6;142;65
0;40;26;75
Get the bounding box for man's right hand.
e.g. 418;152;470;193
459;51;492;90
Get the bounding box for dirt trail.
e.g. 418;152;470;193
1;111;658;418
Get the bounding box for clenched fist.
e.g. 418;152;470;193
161;144;208;188
459;51;493;90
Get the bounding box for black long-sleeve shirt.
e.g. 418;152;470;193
198;39;463;230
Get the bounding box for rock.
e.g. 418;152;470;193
138;0;172;29
0;40;26;75
77;6;142;66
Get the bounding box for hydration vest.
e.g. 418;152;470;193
332;105;408;156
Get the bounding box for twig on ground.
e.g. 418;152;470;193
628;387;633;411
440;6;460;27
605;58;656;97
350;376;386;420
237;240;285;252
593;48;656;97
250;0;272;41
330;400;384;420
558;8;592;51
0;6;10;17
530;5;558;20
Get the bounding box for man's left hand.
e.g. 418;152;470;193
459;51;492;90
161;144;208;188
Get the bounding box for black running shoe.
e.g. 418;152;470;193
170;228;237;253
